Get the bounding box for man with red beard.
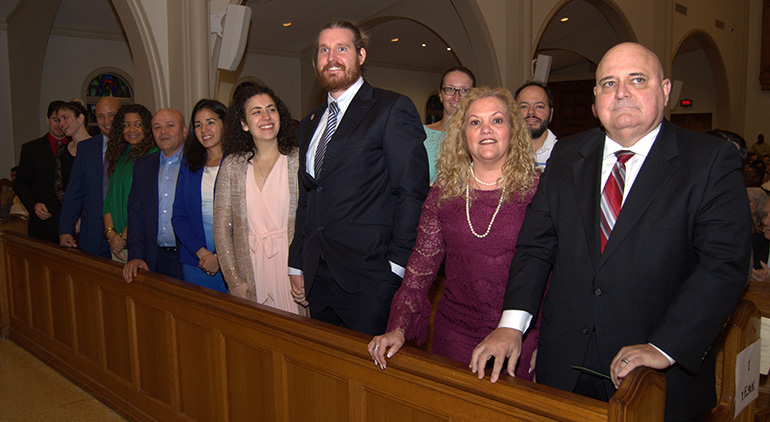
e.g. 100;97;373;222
514;81;557;170
288;20;429;336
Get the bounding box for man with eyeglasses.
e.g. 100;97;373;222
515;81;557;170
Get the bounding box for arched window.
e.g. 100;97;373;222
229;77;268;103
81;68;134;133
425;92;442;125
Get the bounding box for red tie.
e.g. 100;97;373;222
600;150;634;252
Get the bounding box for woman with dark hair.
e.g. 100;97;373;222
171;99;227;292
55;99;91;201
368;87;540;379
424;66;476;183
213;84;306;314
103;104;156;262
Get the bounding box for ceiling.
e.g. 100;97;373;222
4;0;701;78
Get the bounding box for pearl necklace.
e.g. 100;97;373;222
466;184;506;238
471;164;504;186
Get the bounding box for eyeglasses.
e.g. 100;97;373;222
441;87;472;97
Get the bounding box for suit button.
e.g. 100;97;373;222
317;226;324;232
582;327;589;334
594;288;602;296
317;186;323;192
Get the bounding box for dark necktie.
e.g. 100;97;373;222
314;101;339;177
54;140;66;203
600;150;634;252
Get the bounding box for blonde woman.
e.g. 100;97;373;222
369;87;541;379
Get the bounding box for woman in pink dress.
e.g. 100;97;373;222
213;84;306;315
368;87;541;379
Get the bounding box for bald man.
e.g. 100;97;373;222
123;108;187;282
59;96;122;256
471;43;750;421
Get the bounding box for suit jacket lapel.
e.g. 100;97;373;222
300;103;326;185
150;155;160;237
599;120;677;264
317;82;376;177
572;130;605;269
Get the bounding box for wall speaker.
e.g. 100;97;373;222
217;4;252;71
532;54;552;83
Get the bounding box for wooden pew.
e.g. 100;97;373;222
707;299;760;421
0;231;665;421
740;282;770;421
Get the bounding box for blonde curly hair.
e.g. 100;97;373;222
435;86;538;205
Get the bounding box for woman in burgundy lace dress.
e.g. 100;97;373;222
368;87;541;380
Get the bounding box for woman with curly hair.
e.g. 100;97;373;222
368;87;540;379
171;99;227;292
213;84;306;314
103;104;156;262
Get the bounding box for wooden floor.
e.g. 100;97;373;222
0;339;125;422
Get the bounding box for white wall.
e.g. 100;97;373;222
671;47;717;118
366;65;444;124
38;34;133;134
219;52;303;120
0;27;15;177
744;0;770;146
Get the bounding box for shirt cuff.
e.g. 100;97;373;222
389;261;405;278
648;343;676;366
288;267;303;276
498;310;533;333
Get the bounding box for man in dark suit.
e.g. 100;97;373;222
288;20;429;336
123;108;186;283
470;43;751;421
14;100;69;242
59;96;122;257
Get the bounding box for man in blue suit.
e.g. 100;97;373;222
123;108;186;283
59;96;122;257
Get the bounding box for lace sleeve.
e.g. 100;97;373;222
385;187;446;344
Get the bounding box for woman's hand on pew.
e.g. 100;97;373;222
368;329;405;370
470;328;523;383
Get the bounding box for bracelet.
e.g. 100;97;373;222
105;227;116;238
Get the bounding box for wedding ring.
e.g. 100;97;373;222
373;344;379;351
621;358;630;364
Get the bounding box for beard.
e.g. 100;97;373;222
527;114;551;140
316;60;362;93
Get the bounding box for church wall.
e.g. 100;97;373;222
0;28;15;177
38;34;133;134
744;0;770;146
365;65;444;124
671;47;717;118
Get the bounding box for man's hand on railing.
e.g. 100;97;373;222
470;327;523;383
123;259;149;283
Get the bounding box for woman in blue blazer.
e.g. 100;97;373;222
172;99;227;292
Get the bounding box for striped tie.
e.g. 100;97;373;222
600;150;634;253
314;101;339;177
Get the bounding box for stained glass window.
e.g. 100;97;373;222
83;71;133;134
